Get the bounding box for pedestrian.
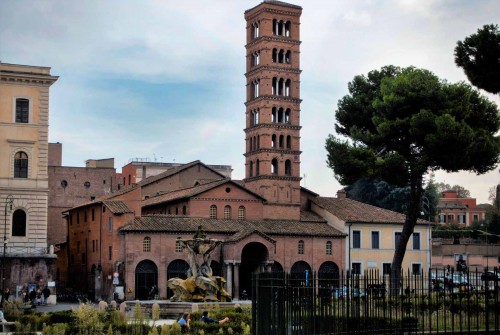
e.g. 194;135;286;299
178;313;190;333
200;311;229;324
1;288;10;307
29;288;36;306
42;286;50;305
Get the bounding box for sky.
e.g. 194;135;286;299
1;0;499;204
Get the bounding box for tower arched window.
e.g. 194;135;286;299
285;109;291;123
273;19;291;37
285;50;291;64
285;160;292;176
252;79;260;99
298;240;304;254
272;134;277;148
252;21;260;39
285;79;291;96
326;241;332;255
238;206;246;220
249;137;253;151
272;107;277;123
278;49;284;63
256;159;260;176
251;109;259;126
250;161;254;177
224;205;231;219
253;136;257;150
251;51;260;66
210;205;217;219
286;135;292;149
272;158;279;174
257;135;260;149
272;48;277;62
14;151;28;178
12;209;27;237
279;135;284;148
143;237;151;252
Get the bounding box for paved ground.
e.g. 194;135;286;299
23;302;81;313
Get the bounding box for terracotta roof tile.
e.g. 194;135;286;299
312;197;430;225
102;200;133;214
139;161;226;187
120;215;345;238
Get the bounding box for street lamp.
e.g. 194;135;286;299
2;195;14;292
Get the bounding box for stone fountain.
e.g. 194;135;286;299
167;226;231;302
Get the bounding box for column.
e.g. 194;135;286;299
233;262;240;300
225;262;233;297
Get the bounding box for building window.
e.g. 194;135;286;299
12;209;27;237
252;21;260;39
15;98;29;123
298;240;304;254
182;206;187;215
92;240;95;253
77;241;81;253
447;214;454;222
371;231;380;249
439;214;446;223
326;241;332;255
84;181;91;188
143;237;151;252
84;210;88;222
224;205;231;219
413;232;421;250
285;160;292;176
351;262;361;275
14;151;28;178
108;217;113;232
238;206;246;220
176;238;183;252
91;208;95;221
272;19;291;37
210;205;217;219
81;253;86;264
271;158;278;174
473;214;479;221
382;263;392;275
352;230;361;249
108;246;112;261
395;232;402;248
458;214;466;224
412;263;422;275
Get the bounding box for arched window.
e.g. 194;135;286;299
224;205;231;219
249;161;254;177
326;241;332;255
285;79;291;96
14;151;28;178
253;136;257;150
15;98;29;123
279;135;284;148
249;137;253;151
286;135;291;149
278;108;284;123
298;240;304;255
251;51;260;66
272;134;277;148
272;158;279;174
285;160;292;176
285;109;291;123
238;206;246;220
143;237;151;252
272;107;277;123
272;48;277;62
256;159;260;176
175;238;183;252
252;21;260;39
252;79;260;99
12;209;26;237
210;205;217;219
285;50;291;64
257;135;260;149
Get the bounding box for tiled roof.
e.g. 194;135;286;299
65;184;139;212
300;210;325;222
142;179;266;207
437;200;467;210
139;161;226;187
120;214;345;238
312;197;430;225
102;200;133;214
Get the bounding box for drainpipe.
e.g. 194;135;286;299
347;223;352;277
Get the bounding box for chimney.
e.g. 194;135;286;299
337;189;347;199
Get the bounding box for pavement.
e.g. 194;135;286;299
22;302;82;313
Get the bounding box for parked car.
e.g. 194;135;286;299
332;286;366;300
481;271;500;281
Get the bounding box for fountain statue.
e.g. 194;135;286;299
167;226;231;302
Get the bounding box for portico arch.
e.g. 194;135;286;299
166;259;190;299
135;260;158;300
240;242;269;297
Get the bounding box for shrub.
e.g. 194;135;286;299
42;323;68;335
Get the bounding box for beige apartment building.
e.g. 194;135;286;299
0;62;58;293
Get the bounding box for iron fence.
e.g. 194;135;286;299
252;268;500;335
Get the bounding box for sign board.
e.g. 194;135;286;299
113;272;119;278
113;278;119;285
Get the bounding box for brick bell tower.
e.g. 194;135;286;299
243;1;302;220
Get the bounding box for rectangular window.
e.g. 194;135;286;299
77;241;80;253
108;246;112;261
15;98;29;123
371;231;380;249
412;263;422;275
473;214;479;221
413;232;421;250
77;213;80;225
81;252;86;264
351;262;361;275
395;232;402;248
458;214;466;224
92;240;95;252
439;214;446;223
447;214;454;222
91;208;95;221
84;210;88;222
108;217;113;232
383;263;391;275
352;230;361;249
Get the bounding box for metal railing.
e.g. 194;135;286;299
252;268;500;335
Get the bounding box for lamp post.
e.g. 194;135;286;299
2;195;14;292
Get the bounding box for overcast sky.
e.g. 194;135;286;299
1;0;499;204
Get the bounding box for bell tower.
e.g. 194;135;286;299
243;1;302;220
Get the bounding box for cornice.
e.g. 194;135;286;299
243;175;302;183
244;148;302;157
245;95;301;106
246;36;301;49
246;65;301;77
244;123;302;132
0;72;58;86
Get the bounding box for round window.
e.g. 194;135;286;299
225;187;231;193
61;180;68;188
84;181;91;188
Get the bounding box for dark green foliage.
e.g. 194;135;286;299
326;65;500;276
455;24;500;94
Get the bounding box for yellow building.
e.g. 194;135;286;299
0;62;58;292
312;190;432;275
